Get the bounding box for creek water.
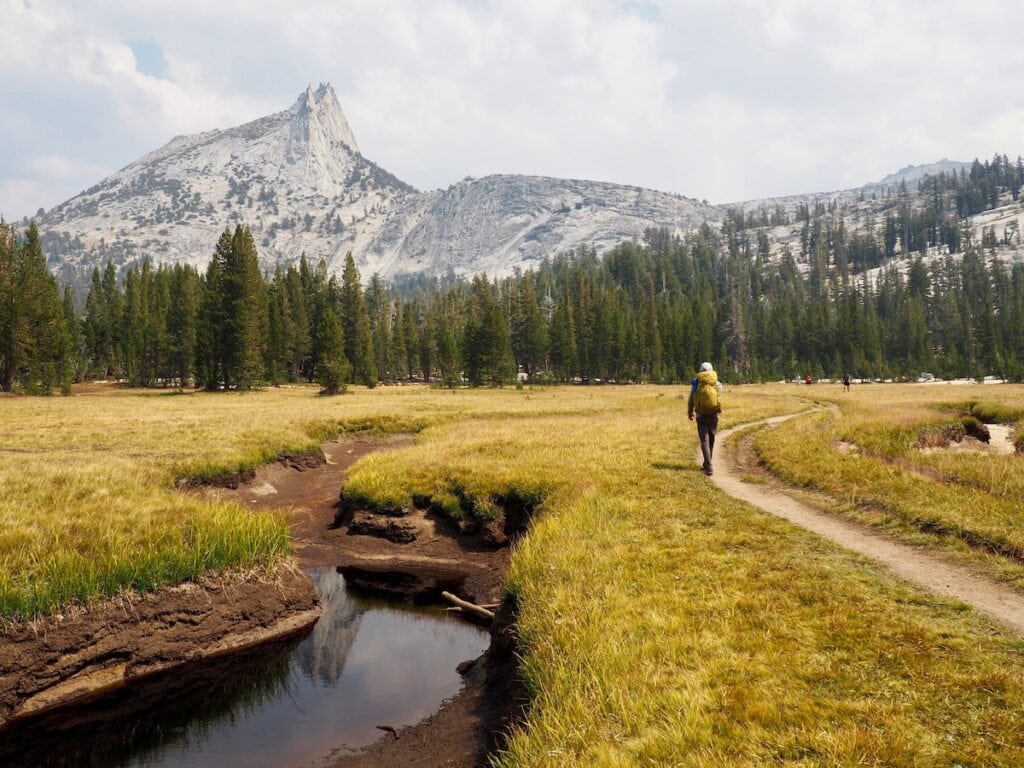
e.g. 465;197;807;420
1;568;489;768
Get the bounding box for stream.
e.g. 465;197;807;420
0;568;489;768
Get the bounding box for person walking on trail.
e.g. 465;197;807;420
843;372;851;392
688;362;723;476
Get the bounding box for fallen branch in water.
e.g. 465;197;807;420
441;591;495;621
376;725;399;740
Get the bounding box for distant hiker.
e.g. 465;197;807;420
804;373;812;385
688;362;723;476
843;372;851;392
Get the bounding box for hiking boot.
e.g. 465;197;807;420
703;465;713;476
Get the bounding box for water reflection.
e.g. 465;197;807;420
0;568;489;768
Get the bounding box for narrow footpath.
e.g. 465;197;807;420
704;413;1024;635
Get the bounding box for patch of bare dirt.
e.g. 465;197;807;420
204;436;512;606
710;417;1024;636
205;434;524;767
1;434;526;767
0;566;318;729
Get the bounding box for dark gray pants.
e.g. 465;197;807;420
696;413;719;472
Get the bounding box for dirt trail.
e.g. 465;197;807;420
704;413;1024;635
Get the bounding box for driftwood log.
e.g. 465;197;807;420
441;591;496;621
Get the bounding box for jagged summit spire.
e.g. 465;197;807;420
290;81;359;153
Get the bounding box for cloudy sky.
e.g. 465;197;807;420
2;0;1023;220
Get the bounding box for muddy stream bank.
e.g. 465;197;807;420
0;436;527;768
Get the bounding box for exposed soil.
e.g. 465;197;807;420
0;628;307;767
202;435;523;768
1;434;525;767
708;415;1024;635
203;436;512;608
0;566;319;730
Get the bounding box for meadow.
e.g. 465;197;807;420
3;383;1024;765
753;383;1024;588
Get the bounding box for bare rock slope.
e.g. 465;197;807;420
39;83;718;283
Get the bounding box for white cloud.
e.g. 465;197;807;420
0;179;48;220
1;0;1023;218
29;155;108;180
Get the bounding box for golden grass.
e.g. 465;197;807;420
5;382;1024;764
0;383;652;619
332;384;1024;766
753;384;1024;584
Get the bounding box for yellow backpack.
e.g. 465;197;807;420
694;374;721;415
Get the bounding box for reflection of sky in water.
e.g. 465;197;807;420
56;568;487;768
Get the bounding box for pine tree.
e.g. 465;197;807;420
9;223;73;393
314;305;350;395
101;262;122;378
548;296;577;381
283;265;311;382
120;266;145;385
339;252;376;386
222;225;267;389
195;232;229;389
63;285;84;384
402;298;420;379
390;299;409;380
0;220;16;391
264;267;287;385
305;260;333;383
166;264;198;386
434;299;460;387
511;278;548;378
366;273;392;382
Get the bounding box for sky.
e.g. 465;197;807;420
2;0;1023;220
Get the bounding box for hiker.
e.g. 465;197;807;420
843;372;851;392
804;373;812;385
688;362;723;476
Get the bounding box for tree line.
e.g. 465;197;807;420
3;162;1024;395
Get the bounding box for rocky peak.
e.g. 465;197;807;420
290;81;359;155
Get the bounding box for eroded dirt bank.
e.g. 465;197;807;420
200;434;526;768
0;565;318;729
1;434;526;767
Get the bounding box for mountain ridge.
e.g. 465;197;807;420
28;84;1018;287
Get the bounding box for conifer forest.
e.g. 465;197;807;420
2;156;1024;394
